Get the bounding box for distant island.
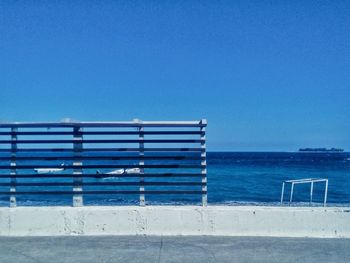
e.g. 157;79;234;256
299;148;344;152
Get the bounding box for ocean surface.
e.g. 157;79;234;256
207;152;350;206
0;152;349;206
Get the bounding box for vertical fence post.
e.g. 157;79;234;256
10;127;17;207
324;179;328;207
310;181;314;206
280;182;285;205
73;126;83;206
200;119;207;206
136;119;145;206
289;182;294;206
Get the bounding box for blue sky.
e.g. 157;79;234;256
1;1;349;151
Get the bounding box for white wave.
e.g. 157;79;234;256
125;168;141;174
96;168;125;180
35;163;65;173
97;168;141;179
96;168;124;175
105;168;125;175
34;168;64;173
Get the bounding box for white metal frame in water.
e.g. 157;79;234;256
280;178;328;207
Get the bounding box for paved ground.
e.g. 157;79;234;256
0;236;349;263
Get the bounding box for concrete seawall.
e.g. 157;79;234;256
0;206;349;237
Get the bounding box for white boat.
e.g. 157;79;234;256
35;163;65;173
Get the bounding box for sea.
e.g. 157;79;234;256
0;152;349;206
207;152;350;206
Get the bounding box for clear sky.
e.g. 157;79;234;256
1;1;349;151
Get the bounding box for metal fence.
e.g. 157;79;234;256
0;120;207;207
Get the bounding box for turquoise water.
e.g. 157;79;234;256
0;152;349;206
207;152;350;206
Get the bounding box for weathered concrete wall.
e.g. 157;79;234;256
0;206;349;237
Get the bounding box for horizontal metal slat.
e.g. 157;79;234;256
0;164;204;169
0;156;203;161
0;148;203;152
0;173;204;178
0;182;205;187
0;121;206;128
0;139;204;144
0;131;203;136
0;190;206;195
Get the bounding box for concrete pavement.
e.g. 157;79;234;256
0;236;349;263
